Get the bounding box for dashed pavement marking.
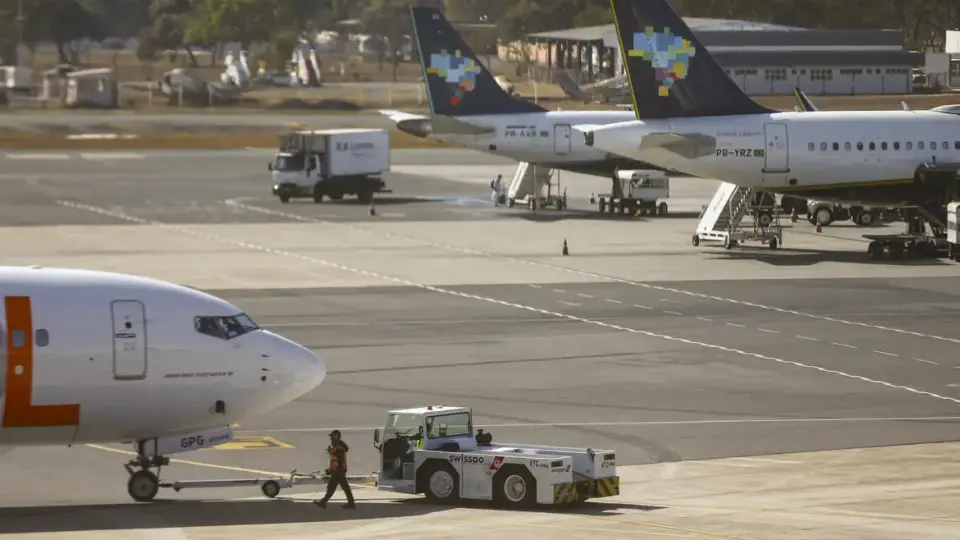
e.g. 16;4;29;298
797;335;820;341
5;152;70;160
873;350;899;357
831;342;857;349
59;199;960;408
664;310;683;316
606;299;623;304
914;358;938;365
726;322;745;328
757;328;780;334
222;200;960;348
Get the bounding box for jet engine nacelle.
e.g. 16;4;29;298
396;118;433;138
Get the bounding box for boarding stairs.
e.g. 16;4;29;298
506;161;566;210
693;182;782;249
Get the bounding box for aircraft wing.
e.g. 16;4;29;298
378;109;429;123
641;133;717;159
379;110;495;137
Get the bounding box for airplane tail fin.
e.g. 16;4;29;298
410;7;545;117
793;87;818;112
609;0;773;119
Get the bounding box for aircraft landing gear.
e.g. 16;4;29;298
123;440;170;502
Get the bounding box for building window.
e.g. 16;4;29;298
764;68;787;81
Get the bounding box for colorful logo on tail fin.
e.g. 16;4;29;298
426;49;482;105
628;27;696;97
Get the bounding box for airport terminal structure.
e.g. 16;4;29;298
504;18;923;95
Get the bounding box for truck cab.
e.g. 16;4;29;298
373;405;619;507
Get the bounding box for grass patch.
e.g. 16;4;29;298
0;130;450;150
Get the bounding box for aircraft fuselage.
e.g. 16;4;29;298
582;109;960;206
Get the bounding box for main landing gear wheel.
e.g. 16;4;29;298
128;470;160;502
769;237;779;249
691;234;700;247
868;241;884;260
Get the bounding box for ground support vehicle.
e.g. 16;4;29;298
269;128;391;204
374;405;619;507
590;170;669;217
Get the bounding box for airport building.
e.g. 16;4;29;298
502;19;923;96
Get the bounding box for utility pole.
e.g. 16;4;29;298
15;0;24;66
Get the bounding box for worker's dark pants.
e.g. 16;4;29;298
322;472;354;503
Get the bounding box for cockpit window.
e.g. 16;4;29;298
194;313;259;340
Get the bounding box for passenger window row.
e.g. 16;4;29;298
807;141;960;152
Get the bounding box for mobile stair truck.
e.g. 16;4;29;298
693;182;782;250
154;405;620;507
269;128;391;204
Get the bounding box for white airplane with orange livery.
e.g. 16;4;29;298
0;265;326;502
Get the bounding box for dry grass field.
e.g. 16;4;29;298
0;129;450;150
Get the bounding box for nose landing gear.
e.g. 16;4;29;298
123;440;170;502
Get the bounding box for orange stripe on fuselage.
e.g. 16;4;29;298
3;296;80;428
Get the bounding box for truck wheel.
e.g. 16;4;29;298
658;202;668;217
813;207;832;226
494;467;536;507
328;190;344;201
357;190;372;204
279;195;290;204
855;210;875;227
312;189;324;203
598;198;606;213
422;463;459;503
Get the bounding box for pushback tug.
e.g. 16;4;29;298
161;405;620;507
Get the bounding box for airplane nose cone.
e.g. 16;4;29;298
263;331;326;397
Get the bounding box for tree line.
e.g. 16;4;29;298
0;0;957;68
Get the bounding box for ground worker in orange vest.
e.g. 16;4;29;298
314;429;356;509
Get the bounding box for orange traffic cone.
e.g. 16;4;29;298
562;239;569;256
815;222;822;233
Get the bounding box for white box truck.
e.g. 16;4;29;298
269;128;391;203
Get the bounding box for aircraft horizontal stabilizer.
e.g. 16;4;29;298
430;115;496;135
641;133;717;159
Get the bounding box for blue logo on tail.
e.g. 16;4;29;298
427;49;482;105
628;27;696;97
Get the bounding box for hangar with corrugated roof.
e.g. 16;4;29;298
501;18;922;95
